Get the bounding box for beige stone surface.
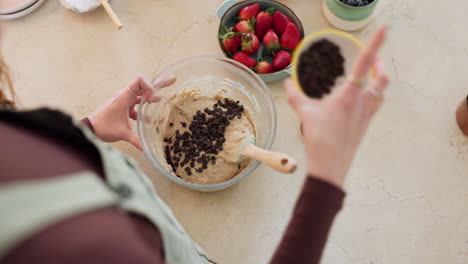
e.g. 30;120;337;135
3;0;468;263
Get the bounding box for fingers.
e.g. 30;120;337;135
122;76;144;104
135;75;156;102
127;132;142;151
361;60;389;120
285;79;310;113
148;73;176;102
124;74;176;105
368;58;388;93
363;58;388;100
129;95;163;120
139;73;176;102
127;75;148;96
153;73;176;89
351;26;388;80
129;96;141;120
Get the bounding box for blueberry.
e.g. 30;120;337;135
339;0;373;6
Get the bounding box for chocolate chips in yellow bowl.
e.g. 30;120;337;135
291;29;375;99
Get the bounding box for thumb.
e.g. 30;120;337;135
285;79;309;113
127;132;142;151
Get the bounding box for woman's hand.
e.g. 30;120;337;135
89;75;176;150
286;27;389;188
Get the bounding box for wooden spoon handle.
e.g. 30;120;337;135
242;143;298;174
100;0;122;30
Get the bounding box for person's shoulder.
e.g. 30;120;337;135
2;208;164;264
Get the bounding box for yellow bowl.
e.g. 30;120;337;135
291;29;371;96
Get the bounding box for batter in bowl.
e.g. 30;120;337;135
160;91;256;184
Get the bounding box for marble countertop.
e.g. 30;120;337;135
3;0;468;263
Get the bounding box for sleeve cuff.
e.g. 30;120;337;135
302;176;346;211
80;117;95;133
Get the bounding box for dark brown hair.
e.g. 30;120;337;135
0;56;15;108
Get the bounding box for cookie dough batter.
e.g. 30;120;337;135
161;92;256;184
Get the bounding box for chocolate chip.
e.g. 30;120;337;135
298;39;345;99
169;123;174;128
164;98;248;175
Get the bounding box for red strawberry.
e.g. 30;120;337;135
262;28;281;53
273;11;292;36
255;61;274;74
238;3;260;20
234;19;255;34
241;33;260;54
233;51;257;68
273;50;291;70
280;23;301;51
218;26;242;54
255;7;275;39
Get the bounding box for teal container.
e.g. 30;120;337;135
325;0;378;21
322;0;379;31
216;0;304;84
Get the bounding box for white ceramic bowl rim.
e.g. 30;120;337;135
137;55;277;191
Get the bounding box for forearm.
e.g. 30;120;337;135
270;176;345;264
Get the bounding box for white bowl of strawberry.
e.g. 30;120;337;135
217;0;304;83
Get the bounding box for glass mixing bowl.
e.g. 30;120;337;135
137;55;277;191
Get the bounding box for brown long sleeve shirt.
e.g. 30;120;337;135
0;109;345;264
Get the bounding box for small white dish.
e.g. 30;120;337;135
0;0;45;20
60;0;110;14
0;0;37;15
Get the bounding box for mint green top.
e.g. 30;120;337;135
0;121;213;264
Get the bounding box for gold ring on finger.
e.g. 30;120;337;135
347;75;364;87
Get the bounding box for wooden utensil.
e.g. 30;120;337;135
238;136;298;174
456;94;468;136
99;0;122;30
